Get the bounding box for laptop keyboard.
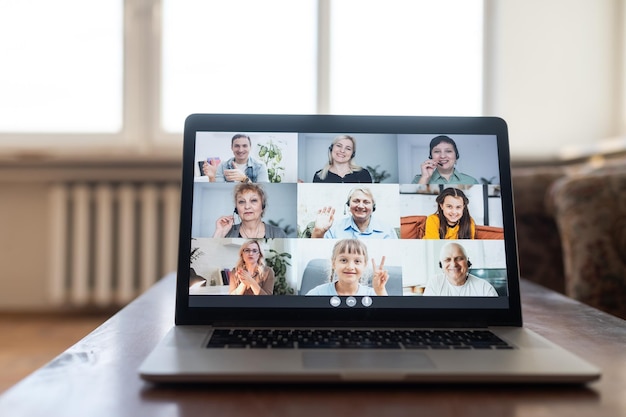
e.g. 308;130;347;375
207;329;513;350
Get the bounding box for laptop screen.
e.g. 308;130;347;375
176;114;522;326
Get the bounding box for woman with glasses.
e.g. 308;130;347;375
229;240;275;295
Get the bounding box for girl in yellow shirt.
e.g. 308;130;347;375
424;187;475;239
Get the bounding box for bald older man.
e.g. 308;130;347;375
423;242;498;296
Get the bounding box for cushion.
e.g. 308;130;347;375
400;215;426;239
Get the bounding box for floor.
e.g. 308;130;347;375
0;312;113;394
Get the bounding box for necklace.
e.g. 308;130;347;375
240;221;262;238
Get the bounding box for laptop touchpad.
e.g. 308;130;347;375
303;351;435;369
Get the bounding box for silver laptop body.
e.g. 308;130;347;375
139;114;600;383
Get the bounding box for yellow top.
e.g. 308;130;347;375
424;214;475;239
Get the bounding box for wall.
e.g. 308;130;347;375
486;0;623;160
0;182;51;308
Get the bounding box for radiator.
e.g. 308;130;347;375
48;182;180;307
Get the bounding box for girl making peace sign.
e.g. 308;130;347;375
306;239;389;296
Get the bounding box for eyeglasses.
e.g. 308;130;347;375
243;249;259;254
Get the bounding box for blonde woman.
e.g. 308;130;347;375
229;240;275;295
312;135;372;183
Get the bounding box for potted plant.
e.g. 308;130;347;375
257;138;285;183
366;164;391;183
265;249;294;295
267;219;295;237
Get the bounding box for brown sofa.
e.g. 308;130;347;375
512;161;626;319
511;167;569;294
547;165;626;319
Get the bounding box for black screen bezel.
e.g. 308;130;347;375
175;114;522;327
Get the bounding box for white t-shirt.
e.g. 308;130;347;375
423;274;498;296
234;162;247;172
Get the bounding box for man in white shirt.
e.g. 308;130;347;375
423;242;498;296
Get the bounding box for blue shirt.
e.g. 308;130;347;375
306;282;376;296
215;156;269;183
411;168;479;185
324;216;398;239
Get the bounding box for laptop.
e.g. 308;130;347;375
139;114;600;383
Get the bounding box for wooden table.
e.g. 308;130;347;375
1;274;625;417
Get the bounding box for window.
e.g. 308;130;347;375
0;0;123;133
329;0;483;116
0;0;483;151
161;0;318;133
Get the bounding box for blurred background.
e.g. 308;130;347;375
0;0;623;336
